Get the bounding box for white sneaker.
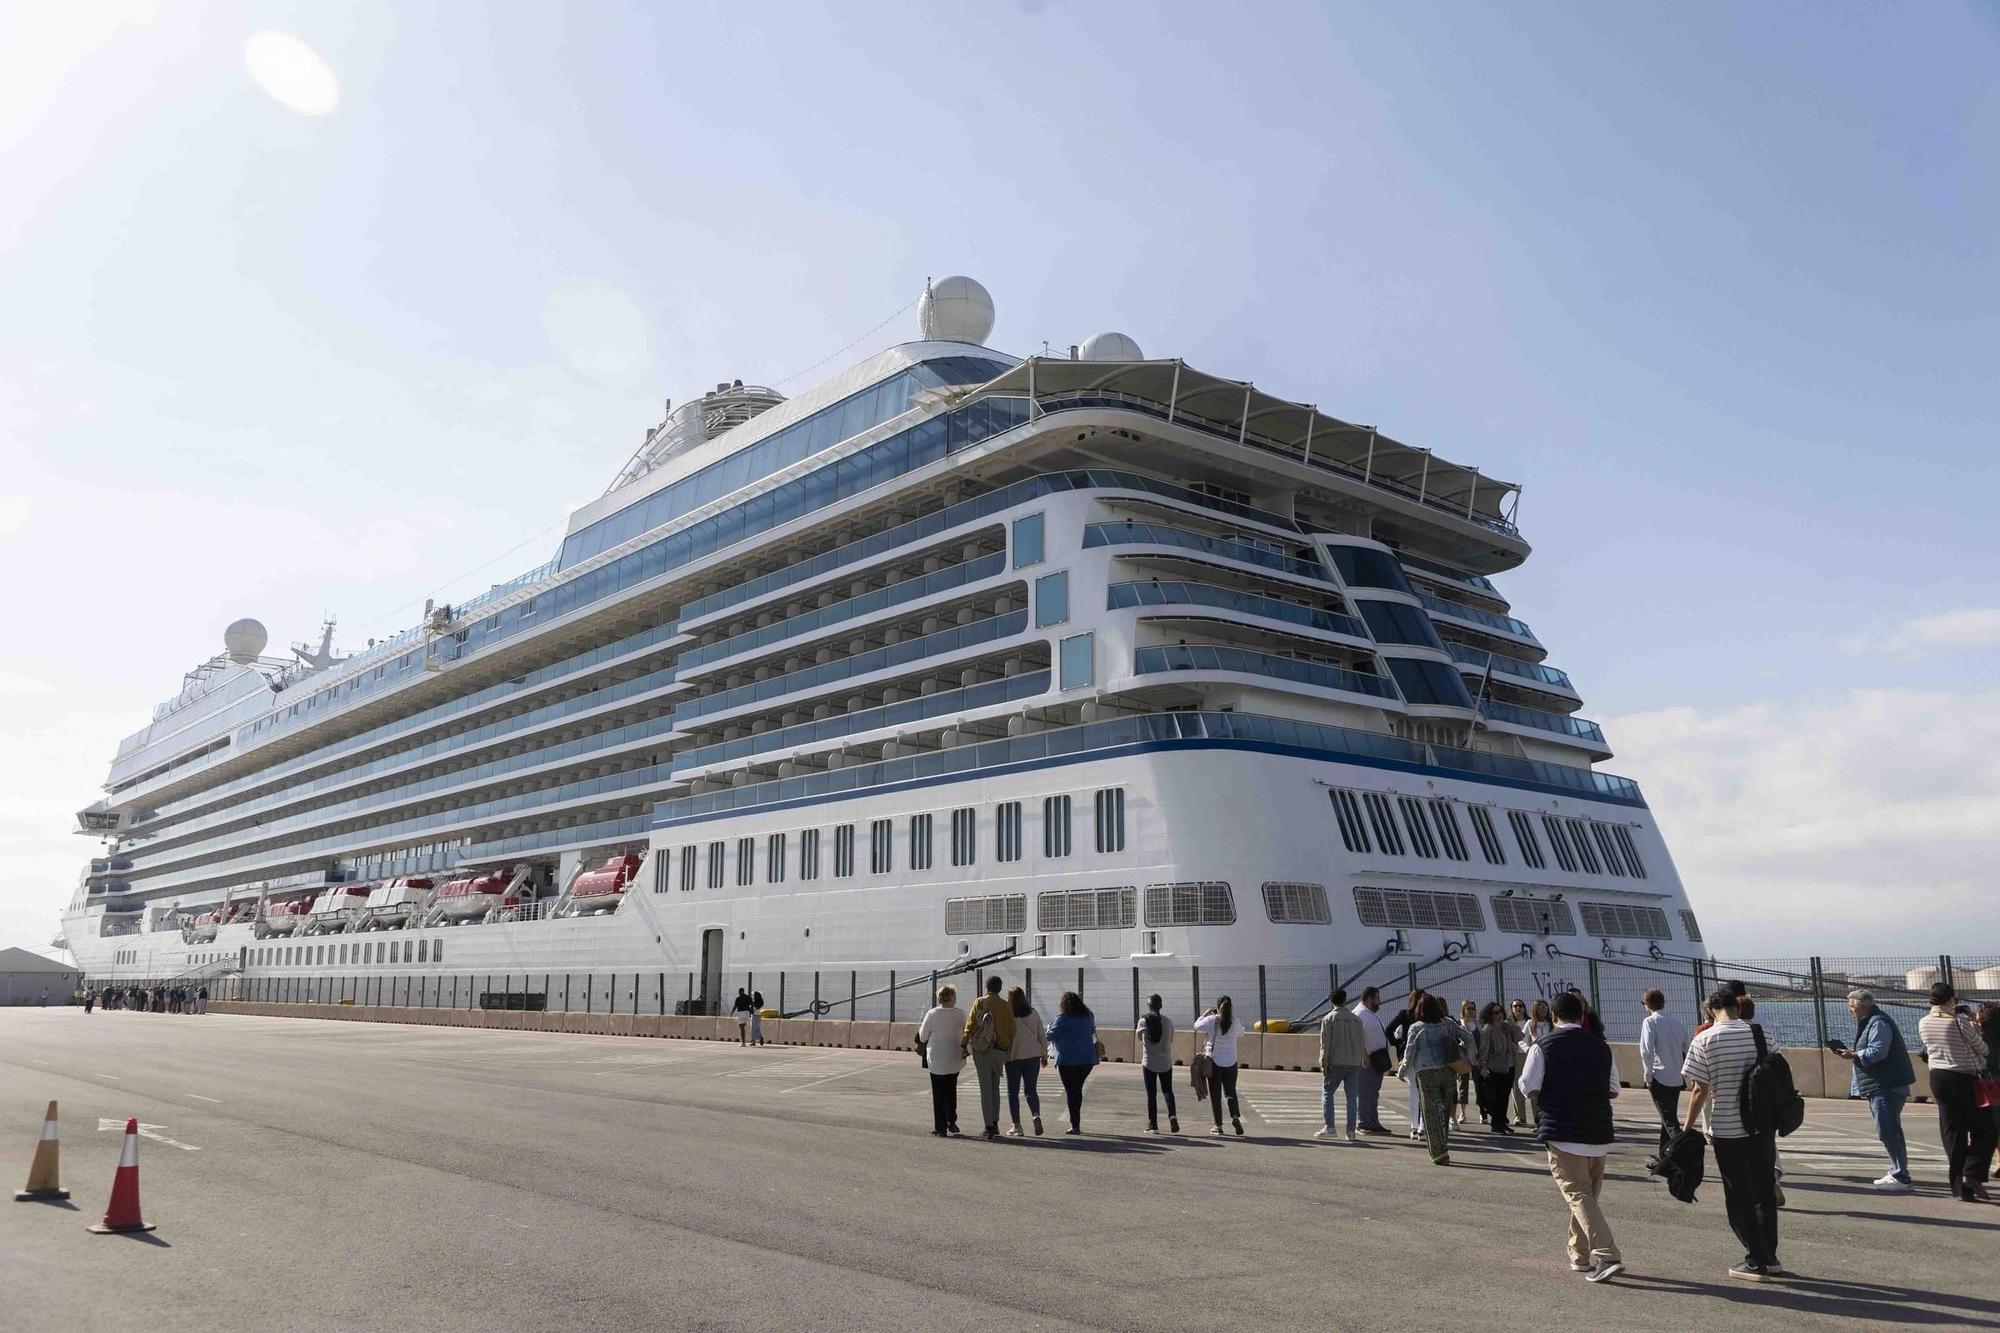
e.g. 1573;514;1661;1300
1314;1127;1336;1139
1212;1125;1226;1136
1873;1174;1912;1192
1007;1125;1024;1138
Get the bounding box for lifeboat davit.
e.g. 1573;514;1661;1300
362;876;435;929
568;854;641;916
434;873;513;923
261;897;313;936
303;884;372;934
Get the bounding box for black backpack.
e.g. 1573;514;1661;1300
1741;1025;1806;1138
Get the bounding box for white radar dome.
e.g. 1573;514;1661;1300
223;618;269;663
1080;331;1144;361
918;275;995;345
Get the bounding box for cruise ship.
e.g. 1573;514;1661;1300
60;278;1708;1021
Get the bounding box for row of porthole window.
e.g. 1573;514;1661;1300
653;788;1129;893
249;938;441;969
1327;786;1646;880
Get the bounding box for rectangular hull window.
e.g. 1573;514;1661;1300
1042;795;1071;859
737;837;755;887
1362;793;1405;855
947;894;1028;934
1094;787;1126;854
1328;788;1370;853
995;802;1022;863
910;813;934;871
950;807;976;868
1467;806;1506;865
1507;810;1545;870
1039;886;1137;931
870;819;892;875
1142;881;1235;927
767;833;787;884
1490;895;1576;936
1262;881;1331;925
800;829;821;881
1351;886;1484;932
1430;800;1469;861
1579;902;1671;940
706;840;725;890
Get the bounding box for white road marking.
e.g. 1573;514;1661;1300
186;1094;223;1103
781;1062;893;1094
97;1118;201;1151
99;1074;121;1080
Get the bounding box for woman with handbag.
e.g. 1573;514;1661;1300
917;984;968;1137
1385;989;1427;1139
1193;996;1246;1136
1046;991;1101;1135
1405;994;1467;1165
1916;981;1995;1203
1003;986;1047;1138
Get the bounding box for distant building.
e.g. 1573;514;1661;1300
0;948;78;1005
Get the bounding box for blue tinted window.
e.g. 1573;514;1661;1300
1388;659;1475;707
1013;513;1045;568
1035;571;1069;628
1059;632;1094;689
1326;546;1412;592
1359;600;1442;648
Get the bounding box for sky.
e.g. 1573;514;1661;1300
1;2;1995;960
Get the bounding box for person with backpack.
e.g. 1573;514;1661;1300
1045;992;1100;1135
917;984;967;1137
1138;994;1180;1135
1517;990;1624;1282
1916;981;1994;1203
1318;989;1366;1140
1832;988;1917;1191
1194;996;1246;1137
1003;986;1046;1137
1683;987;1789;1281
962;975;1016;1140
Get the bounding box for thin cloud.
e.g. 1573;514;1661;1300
1841;606;2000;657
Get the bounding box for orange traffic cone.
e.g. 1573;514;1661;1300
87;1118;154;1234
13;1100;68;1201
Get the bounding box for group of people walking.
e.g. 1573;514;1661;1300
915;978;1249;1140
86;984;207;1014
903;973;1996;1287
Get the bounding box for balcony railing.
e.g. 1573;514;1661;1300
1480;700;1606;745
1132;644;1399;700
672;611;1029;727
1108;580;1365;639
1447;642;1576;692
678;552;1008;674
1084;521;1331;583
1418;593;1539;644
673;670;1051;774
653;709;1643;827
1396;552;1500;595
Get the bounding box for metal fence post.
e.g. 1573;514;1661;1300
1191;965;1200;1015
815;971;822;1020
1257;965;1268;1031
1940;955;1954;991
1809;957;1829;1048
1132;966;1141;1028
659;972;665;1016
1494;960;1504;1006
849;970;857;1020
1587;959;1600;1015
779;973;786;1015
1077;966;1085;1002
1407;962;1417;996
1329;963;1338;1002
1024;967;1033;1007
889;971;897;1024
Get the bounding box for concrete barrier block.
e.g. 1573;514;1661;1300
608;1015;637;1038
766;1018;805;1046
1236;1033;1266;1070
1098;1029;1136;1063
813;1021;853;1048
1611;1042;1643;1088
1265;1033;1318;1071
1171;1029;1198;1066
887;1021;920;1054
1784;1047;1826;1099
657;1014;687;1039
850;1020;890;1050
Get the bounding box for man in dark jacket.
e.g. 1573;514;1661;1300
1518;991;1623;1282
1833;988;1917;1191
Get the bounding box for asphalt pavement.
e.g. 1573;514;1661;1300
1;1008;1995;1331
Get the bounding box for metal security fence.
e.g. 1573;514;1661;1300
144;948;2000;1048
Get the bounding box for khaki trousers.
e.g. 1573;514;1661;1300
1546;1146;1620;1266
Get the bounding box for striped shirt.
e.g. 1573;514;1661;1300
1682;1018;1762;1139
1918;1012;1990;1073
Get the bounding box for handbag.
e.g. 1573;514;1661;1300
1974;1076;2000;1110
1369;1047;1392;1074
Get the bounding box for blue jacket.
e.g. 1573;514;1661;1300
1046;1011;1099;1066
1851;1009;1915;1096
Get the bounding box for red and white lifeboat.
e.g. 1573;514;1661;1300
568;854;641;916
192;909;222;942
262;897;313;936
363;876;435;929
434;873;512;923
304;884;372;933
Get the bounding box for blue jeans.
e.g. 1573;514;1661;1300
1323;1065;1361;1132
1868;1088;1910;1182
1005;1057;1042;1126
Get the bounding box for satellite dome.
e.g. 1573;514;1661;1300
223;618;269;663
1079;331;1144;361
917;275;995;345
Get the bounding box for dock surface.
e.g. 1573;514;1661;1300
1;1009;1994;1330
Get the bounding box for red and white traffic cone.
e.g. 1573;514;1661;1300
87;1118;155;1234
13;1100;68;1201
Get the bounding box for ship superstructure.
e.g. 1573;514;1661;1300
62;278;1706;1015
